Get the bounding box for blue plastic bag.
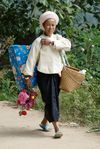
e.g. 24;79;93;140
9;45;37;90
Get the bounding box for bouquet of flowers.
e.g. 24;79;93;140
17;89;37;116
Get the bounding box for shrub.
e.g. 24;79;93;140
60;79;100;126
0;66;18;101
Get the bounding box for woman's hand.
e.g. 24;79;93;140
41;38;54;46
25;78;31;88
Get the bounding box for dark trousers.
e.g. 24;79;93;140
37;71;60;122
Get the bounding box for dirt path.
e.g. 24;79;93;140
0;101;100;149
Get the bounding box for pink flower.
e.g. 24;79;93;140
17;90;29;105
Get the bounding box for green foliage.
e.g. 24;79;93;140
0;0;99;43
60;79;100;126
0;36;14;58
0;66;18;101
65;28;100;79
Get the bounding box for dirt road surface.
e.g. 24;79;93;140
0;101;100;149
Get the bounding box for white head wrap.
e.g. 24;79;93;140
39;11;59;30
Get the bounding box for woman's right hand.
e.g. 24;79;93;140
25;78;31;89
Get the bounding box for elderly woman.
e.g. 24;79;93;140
23;11;71;138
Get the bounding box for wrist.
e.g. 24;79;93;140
24;75;31;79
25;77;29;80
49;41;54;45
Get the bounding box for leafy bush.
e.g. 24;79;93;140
65;28;100;79
0;0;99;43
0;36;14;58
60;78;100;126
0;66;18;101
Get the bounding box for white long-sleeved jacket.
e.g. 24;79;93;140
22;34;71;76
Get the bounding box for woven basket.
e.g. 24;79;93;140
59;66;85;92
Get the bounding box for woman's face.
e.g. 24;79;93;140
43;19;56;36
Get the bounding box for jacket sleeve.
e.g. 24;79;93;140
22;38;41;76
53;34;71;51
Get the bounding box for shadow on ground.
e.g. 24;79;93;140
0;126;51;138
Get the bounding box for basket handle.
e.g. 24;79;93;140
59;51;70;66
